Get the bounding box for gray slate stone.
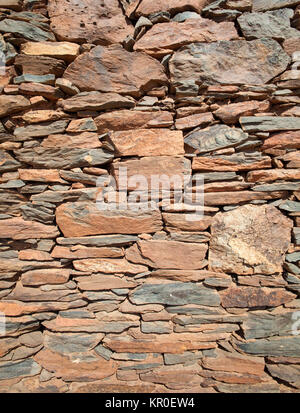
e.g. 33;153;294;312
14;120;69;139
242;311;297;339
14;74;56;85
131;282;220;306
141;321;172;334
238;9;300;40
0;19;55;41
279;200;300;212
0;358;41;380
235;336;300;357
14;148;113;169
252;0;300;12
164;351;203;365
252;182;300;191
240;116;300;132
170;39;290;87
57;234;138;247
185;125;248;154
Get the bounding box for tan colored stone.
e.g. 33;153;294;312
73;258;147;274
56;201;163;237
0;217;59;240
220;287;296;308
20;41;80;62
48;0;133;44
60;92;135;112
209;204;292;275
119;300;164;314
20;110;68;124
109;129;183;157
150;269;231;283
41;132;101;149
94;110;174;133
64;44;168;97
126;240;207;270
21;269;70;286
134;19;238;57
34;349;117;381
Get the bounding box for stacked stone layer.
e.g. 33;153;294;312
0;0;300;393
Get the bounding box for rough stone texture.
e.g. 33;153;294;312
170;39;290;87
48;0;134;44
209;205;292;275
0;0;299;395
64;45;168;97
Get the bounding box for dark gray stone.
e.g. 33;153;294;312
252;0;300;12
235;336;300;357
164;351;202;365
131;282;220;306
0;358;41;380
14;120;68;139
252;182;300;192
240;116;300;132
242;311;296;339
141;321;172;334
14;74;56;85
0;19;55;41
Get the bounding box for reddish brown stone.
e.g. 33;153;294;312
162;213;212;231
175;112;214;130
18;250;52;261
14;55;66;77
134;19;238;57
108;129;184;157
18;83;63;101
56;201;163;237
21;269;70;286
126;240;207;270
41;132;101;149
0;217;59;240
0;95;31;118
94;110;174;133
0;300;86;316
34;349;117;382
192;155;271;172
261;131;300;151
51;245;123;259
64;45;168;97
204;191;287;206
214;100;270;124
221;287;296;308
135;0;208;16
48;0;133;44
77;275;137;291
247;169;300;182
18;169;64;183
20;110;69;124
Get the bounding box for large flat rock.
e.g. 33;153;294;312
170;39;290;88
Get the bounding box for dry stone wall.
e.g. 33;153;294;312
0;0;300;393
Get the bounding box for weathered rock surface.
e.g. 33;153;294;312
60;92;135;112
134;18;238;56
209;205;292;275
56;202;163;237
170;39;290;88
48;0;134;44
64;45;168;97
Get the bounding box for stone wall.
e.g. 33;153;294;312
0;0;300;393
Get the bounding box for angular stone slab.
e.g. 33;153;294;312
252;0;300;12
170;39;290;87
130;282;220;306
56;201;163;237
240;116;300;132
235;336;300;357
0;217;59;240
14;148;113;169
61;92;135;112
